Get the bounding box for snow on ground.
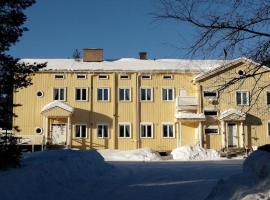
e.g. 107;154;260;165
0;149;243;200
206;150;270;200
171;145;220;161
97;148;162;161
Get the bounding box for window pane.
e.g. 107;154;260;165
236;92;241;104
168;89;173;100
125;125;130;137
103;126;108;137
169;125;173;137
242;92;247;105
126;89;130;100
147;125;152;137
267;92;270;105
97;89;103;100
97;126;103;137
268;123;270;136
60;89;64;100
76;89;81;100
163;125;167;137
82;89;87;100
53;89;59;100
81;125;86;138
119;89;125;101
141;125;146;137
119;125;124;137
75;126;81;137
141;89;146;100
162;89;167;100
104;89;108;100
147;89;151;100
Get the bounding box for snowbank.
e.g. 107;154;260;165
171;146;220;161
206;150;270;200
97;148;162;161
0;150;112;200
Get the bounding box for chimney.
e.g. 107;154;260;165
139;52;147;60
83;48;103;62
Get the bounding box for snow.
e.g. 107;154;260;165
20;58;228;72
175;111;206;120
41;100;74;113
171;146;220;161
206;150;270;200
220;108;246;120
97;148;162;161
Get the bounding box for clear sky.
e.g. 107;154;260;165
9;0;201;60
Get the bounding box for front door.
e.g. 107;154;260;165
51;124;66;145
228;123;238;147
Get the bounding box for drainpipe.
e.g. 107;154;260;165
89;72;94;149
135;73;141;149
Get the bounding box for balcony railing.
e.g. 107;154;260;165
176;96;198;111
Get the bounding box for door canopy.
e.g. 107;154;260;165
41;101;74;117
220;108;246;121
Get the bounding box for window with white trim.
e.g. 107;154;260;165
163;75;173;80
140;123;153;138
54;74;64;79
76;74;87;79
162;88;174;101
141;75;151;80
120;74;130;79
119;123;131;138
97;124;109;138
236;91;249;105
75;125;87;138
140;88;152;101
203;91;217;97
53;88;66;101
162;124;174;138
267;91;270;106
97;88;109;101
204;110;218;116
205;126;219;134
98;74;109;80
75;88;88;101
119;88;131;101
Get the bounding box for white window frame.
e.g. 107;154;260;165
118;123;132;138
162;87;174;101
98;74;109;80
140;87;153;101
204;125;219;135
140;123;153;138
266;91;270;106
141;75;152;80
75;87;88;101
236;90;249;105
163;75;173;80
54;74;65;80
74;124;87;138
162;123;175;138
76;74;87;79
119;87;131;102
97;87;110;101
203;90;218;98
97;124;109;138
53;87;66;101
119;74;130;80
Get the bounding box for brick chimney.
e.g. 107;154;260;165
83;48;103;62
139;52;147;60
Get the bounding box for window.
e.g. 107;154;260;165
204;110;218;116
36;91;44;97
120;74;130;80
75;125;87;138
140;123;153;138
119;88;131;101
236;91;249;105
140;88;152;101
162;124;174;138
76;74;87;79
97;124;109;138
55;74;64;79
35;127;43;134
268;122;270;136
162;88;174;101
142;75;151;80
163;75;173;80
97;88;109;101
75;88;88;101
119;123;131;138
205;126;219;134
203;91;217;97
53;88;66;101
267;91;270;106
98;74;109;80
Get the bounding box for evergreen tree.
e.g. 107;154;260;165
0;0;46;169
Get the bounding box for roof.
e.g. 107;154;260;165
41;101;74;113
20;58;229;72
220;108;246;120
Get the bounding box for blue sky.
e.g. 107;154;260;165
9;0;200;60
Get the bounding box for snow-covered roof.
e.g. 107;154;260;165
220;108;246;120
20;58;229;72
175;112;205;120
41;101;74;113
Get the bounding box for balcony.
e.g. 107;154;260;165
176;96;198;111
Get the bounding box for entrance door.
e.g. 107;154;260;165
228;123;238;147
51;124;66;145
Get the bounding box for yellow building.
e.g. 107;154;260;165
13;49;270;151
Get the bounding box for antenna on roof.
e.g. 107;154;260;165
72;49;81;61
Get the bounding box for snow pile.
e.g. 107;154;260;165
0;150;112;200
171;146;220;161
206;150;270;200
97;148;162;161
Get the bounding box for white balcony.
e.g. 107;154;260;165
176;96;198;111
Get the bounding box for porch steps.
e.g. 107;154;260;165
220;148;246;158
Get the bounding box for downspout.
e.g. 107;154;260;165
113;72;118;149
135;73;141;149
89;72;94;149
